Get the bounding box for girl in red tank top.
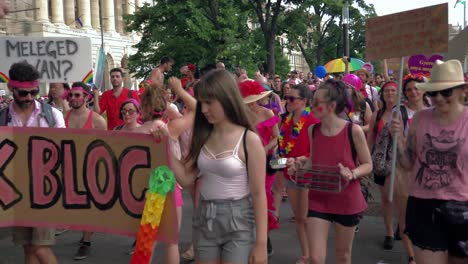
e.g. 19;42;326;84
287;79;372;264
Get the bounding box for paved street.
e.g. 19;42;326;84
0;188;408;264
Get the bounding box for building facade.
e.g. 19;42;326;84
0;0;151;93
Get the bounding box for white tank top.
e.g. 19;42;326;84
197;131;250;200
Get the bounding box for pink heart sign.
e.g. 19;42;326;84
407;54;443;76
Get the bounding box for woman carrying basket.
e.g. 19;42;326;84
287;79;372;264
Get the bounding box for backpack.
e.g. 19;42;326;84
0;101;56;127
371;106;408;177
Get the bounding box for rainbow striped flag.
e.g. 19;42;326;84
94;46;106;91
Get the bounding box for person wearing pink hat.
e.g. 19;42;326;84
392;59;468;264
239;79;280;257
342;74;372;133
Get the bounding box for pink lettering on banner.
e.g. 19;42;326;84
0;140;21;210
29;137;61;208
119;146;151;217
61;141;88;208
84;140;118;210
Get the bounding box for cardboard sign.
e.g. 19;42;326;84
0;36;93;83
366;3;448;61
0;127;177;240
407;54;444;76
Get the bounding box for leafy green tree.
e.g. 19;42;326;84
125;0;291;78
281;0;376;69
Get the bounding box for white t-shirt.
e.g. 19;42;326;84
365;85;380;101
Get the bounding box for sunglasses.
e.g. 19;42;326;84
426;88;454;98
121;109;137;115
15;88;40;97
67;93;83;99
284;95;303;102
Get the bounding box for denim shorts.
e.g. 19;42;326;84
193;196;256;263
405;196;468;258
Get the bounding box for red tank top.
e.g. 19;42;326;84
65;110;94;129
308;123;367;215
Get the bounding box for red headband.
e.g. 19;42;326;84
63;86;92;100
9;80;39;88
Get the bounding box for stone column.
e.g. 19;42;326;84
135;0;142;8
51;0;65;25
34;0;49;23
78;0;92;29
103;0;115;32
64;0;75;27
115;0;123;33
126;0;135;15
90;0;101;30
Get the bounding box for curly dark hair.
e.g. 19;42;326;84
9;61;39;81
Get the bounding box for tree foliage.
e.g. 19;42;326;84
125;0;291;78
281;0;376;69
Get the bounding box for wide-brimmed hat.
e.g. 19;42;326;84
239;79;272;104
416;60;467;92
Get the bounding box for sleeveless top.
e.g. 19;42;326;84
198;131;249;200
410;107;468;201
65;110;94;129
308;123;367;214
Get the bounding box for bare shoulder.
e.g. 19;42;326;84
245;129;262;145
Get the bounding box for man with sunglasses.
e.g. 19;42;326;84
6;61;64;264
64;82;106;260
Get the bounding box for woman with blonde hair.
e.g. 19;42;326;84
392;60;468;264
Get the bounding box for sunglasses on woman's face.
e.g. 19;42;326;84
15;88;40;97
121;109;137;116
284;95;303;102
426;88;454;98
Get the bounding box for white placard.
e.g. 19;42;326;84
0;36;93;83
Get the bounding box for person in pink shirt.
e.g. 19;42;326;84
287;79;372;264
392;60;468;264
6;61;64;264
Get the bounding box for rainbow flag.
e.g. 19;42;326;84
455;0;466;8
82;70;93;84
130;166;175;264
0;72;9;83
94;46;106;91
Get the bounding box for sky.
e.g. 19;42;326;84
366;0;466;27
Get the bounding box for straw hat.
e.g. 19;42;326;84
416;60;467;92
239;79;272;104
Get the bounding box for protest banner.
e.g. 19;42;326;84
408;54;444;76
0;36;93;83
365;3;448;61
0;127;177;241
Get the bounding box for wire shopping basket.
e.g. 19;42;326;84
291;164;349;193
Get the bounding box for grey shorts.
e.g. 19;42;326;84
12;227;55;246
193;196;256;263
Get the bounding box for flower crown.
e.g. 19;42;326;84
239;80;265;97
403;73;425;82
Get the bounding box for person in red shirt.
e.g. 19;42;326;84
278;84;319;264
93;68;139;130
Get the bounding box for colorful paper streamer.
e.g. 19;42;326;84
130;166;175;264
